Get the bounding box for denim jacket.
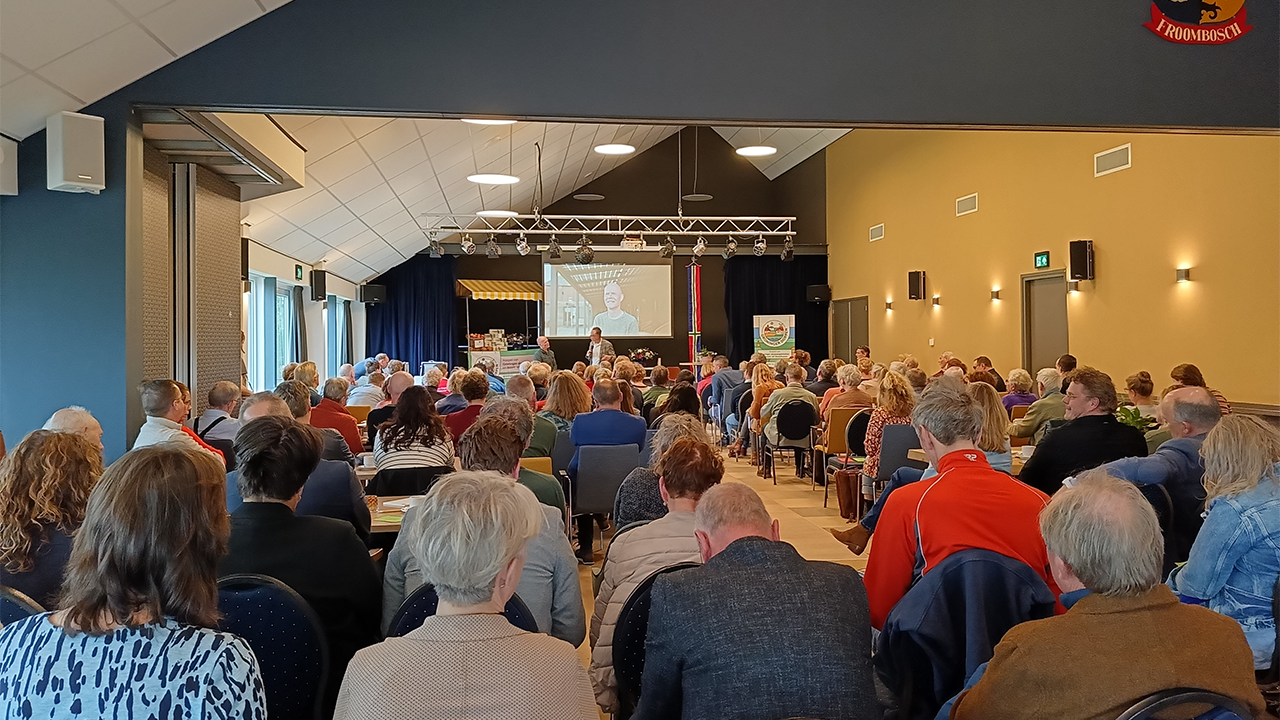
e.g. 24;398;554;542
1167;467;1280;669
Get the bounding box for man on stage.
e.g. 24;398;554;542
592;281;639;336
586;327;616;366
533;335;557;371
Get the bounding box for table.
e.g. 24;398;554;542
356;465;378;485
369;495;409;534
907;448;1026;476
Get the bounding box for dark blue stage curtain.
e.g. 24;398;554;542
723;255;829;364
366;254;457;369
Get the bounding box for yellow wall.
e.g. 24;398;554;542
827;129;1280;405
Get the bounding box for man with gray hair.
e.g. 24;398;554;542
862;385;1057;629
132;379;222;460
1007;367;1066;444
947;470;1266;719
480;396;566;515
505;374;557;458
353;352;390;381
633;483;877;720
338;363;356;386
186;380;242;443
275;380;356;466
43;406;104;452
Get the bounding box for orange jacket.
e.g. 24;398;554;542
311;397;364;454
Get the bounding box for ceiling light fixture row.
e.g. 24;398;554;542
419;212;795;238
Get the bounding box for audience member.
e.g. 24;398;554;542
1001;368;1039;415
445;370;492;442
276;379;357;466
570;379;647;563
855;345;871;361
1056;353;1077;393
650;382;701;429
860;371;917;484
947;471;1266;719
793;349;817;382
584;364;601;387
1019;367;1147;495
221;415;381;714
861;384;1058;629
1168;414;1280;669
708;355;744;421
932;351;955;377
528;361;553;401
312;377;364;454
591;439;723;712
721;360;757;444
367;371;416;429
186;380;242;443
1170;362;1232;415
725;363;779;456
132;379;222;460
855;357;878;396
642;365;673;407
42;405;105;452
905;367;928;395
572;361;587;378
478;399;566;514
0;431;102;608
295;360;323;406
1007;367;1065;444
338;362;357;386
615;414;714;527
282;361;298;381
696;357;720;396
346;370;385;407
902;354;919;370
972;355;1007;392
805;359;840;396
1124;370;1159;418
633;483;877;720
0;445;266;717
613;361;644;415
341;472;595;720
675;368;695;384
506;374;558;457
372;385;455;470
434;368;469;415
476;357;506;394
759;363;819;449
822;363;875;443
421;367;445;404
943;365;966;382
353;352;390;380
387;359;406;375
229;392;371;540
540;370;593;431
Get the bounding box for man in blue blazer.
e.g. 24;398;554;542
570;378;646;562
634;483;879;720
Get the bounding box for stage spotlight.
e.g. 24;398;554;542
692;236;707;257
753;233;766;256
659;235;675;258
781;236;795;262
460;233;476;255
547;234;562;258
427;232;442;258
575;234;594;264
485;234;501;259
722;237;738;260
516;232;530;256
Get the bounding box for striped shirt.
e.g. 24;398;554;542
373;431;454;469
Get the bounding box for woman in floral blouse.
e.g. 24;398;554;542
862;371;917;482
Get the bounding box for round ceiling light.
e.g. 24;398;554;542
573;193;605;201
468;173;520;185
681;193;714;202
735;145;778;157
594;143;635;155
476;209;519;217
461;118;516;125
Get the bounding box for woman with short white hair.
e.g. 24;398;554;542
335;471;596;720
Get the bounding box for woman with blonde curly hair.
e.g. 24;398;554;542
0;430;103;607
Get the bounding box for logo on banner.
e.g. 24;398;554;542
759;320;791;348
1145;0;1252;44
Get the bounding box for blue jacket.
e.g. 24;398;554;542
226;459;371;543
1168;470;1280;669
569;409;646;476
709;369;745;413
1106;433;1207;564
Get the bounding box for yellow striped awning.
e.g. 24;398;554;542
455;279;544;301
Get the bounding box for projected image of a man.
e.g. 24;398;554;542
592;280;640;336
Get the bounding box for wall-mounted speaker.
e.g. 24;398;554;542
359;284;386;304
805;284;831;303
1069;240;1094;280
908;271;926;300
240;237;250;281
309;269;327;302
46;111;105;194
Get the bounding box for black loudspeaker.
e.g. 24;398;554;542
240;237;249;281
806;284;831;302
908;271;926;300
309;270;327;302
359;284;386;304
1069;240;1094;280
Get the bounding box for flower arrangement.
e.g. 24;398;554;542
697;348;716;359
628;347;657;363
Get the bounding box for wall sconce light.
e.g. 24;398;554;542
1067;280;1080;292
1176;268;1191;283
931;296;941;307
885;300;893;311
991;289;1001;300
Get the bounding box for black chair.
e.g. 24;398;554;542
1138;483;1178;576
863;424;927;516
386;583;538;637
364;465;453;496
206;437;237;472
550;429;575;476
731;386;754;461
763;400;818;483
217;574;329;720
1115;688;1251;720
0;585;44;627
574;444;641;557
612;562;700;719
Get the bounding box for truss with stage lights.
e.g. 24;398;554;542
419;213;796;238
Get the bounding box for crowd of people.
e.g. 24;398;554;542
0;336;1275;720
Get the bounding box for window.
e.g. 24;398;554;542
275;285;294;375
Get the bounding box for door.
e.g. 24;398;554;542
832;297;869;361
1022;271;1069;372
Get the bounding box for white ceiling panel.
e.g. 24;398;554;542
139;0;261;57
327;164;384;203
1;0;130;70
38;24;173;105
305;140;370;186
0;75;81;140
712;126;848;179
344;184;397;217
114;0;174;18
0;57;28;86
340;116;394;139
361;118;420;161
302;205;357;237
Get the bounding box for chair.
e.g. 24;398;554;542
637;429;658;467
592;520;653;597
0;585;44;627
814;406;857;489
574;444;641;553
550;429;575;476
1138;483;1177;576
733;389;755;463
612;562;701;719
1115;689;1251;720
763;400;818;483
387;583;538;637
206;437;237;472
364;465;453;495
863;424;927;514
217;574;329;720
346;404;371;424
823;408;871;508
520;456;552;475
1009;405;1031;448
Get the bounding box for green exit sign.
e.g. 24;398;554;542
295;264;304;280
1034;251;1050;269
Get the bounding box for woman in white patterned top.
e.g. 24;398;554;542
372;386;455;469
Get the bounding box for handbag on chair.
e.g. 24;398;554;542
833;469;858;520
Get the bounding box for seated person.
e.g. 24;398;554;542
276;379;356;466
649;382;702;429
346;370;385;407
1000;368;1039;415
132;379;223;460
228;392;371;541
674;368;695;385
421;367;445;404
476;357;506;395
479;398;566;514
616;414;714;527
1055;353;1077;392
708;355;744;420
444;369;491;443
382;418;583;645
1170;362;1231;416
905;367;928;396
41;405;106;453
821;362;875;444
294;361;325;407
0;445;265;716
972;355;1006;392
947;471;1267;719
591;439;723;713
1104;386;1220;563
641;365;673;407
721;362;757;443
311;377;364;454
186;380;242;442
0;430;102;608
366;371;416;430
372;385;455;469
804;358;840;397
1168;415;1280;670
1006;367;1065;444
759;363;820;448
1124;370;1159;418
528;360;553;401
633;484;877;720
506;375;558;458
1019;367;1147;496
862;384;1059;629
570;379;647;563
434;369;469;415
540;370;594;431
220;416;382;713
341;472;596;720
860;371;917;483
793;349;818;382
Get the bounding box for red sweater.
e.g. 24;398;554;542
863;449;1061;629
311;397;364;454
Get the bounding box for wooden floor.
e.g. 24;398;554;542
572;448;872;715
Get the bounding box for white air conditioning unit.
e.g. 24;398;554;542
47;111;105;194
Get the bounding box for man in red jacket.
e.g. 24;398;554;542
863;384;1060;629
310;378;364;455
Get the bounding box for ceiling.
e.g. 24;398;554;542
0;0;292;140
712;127;848;180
